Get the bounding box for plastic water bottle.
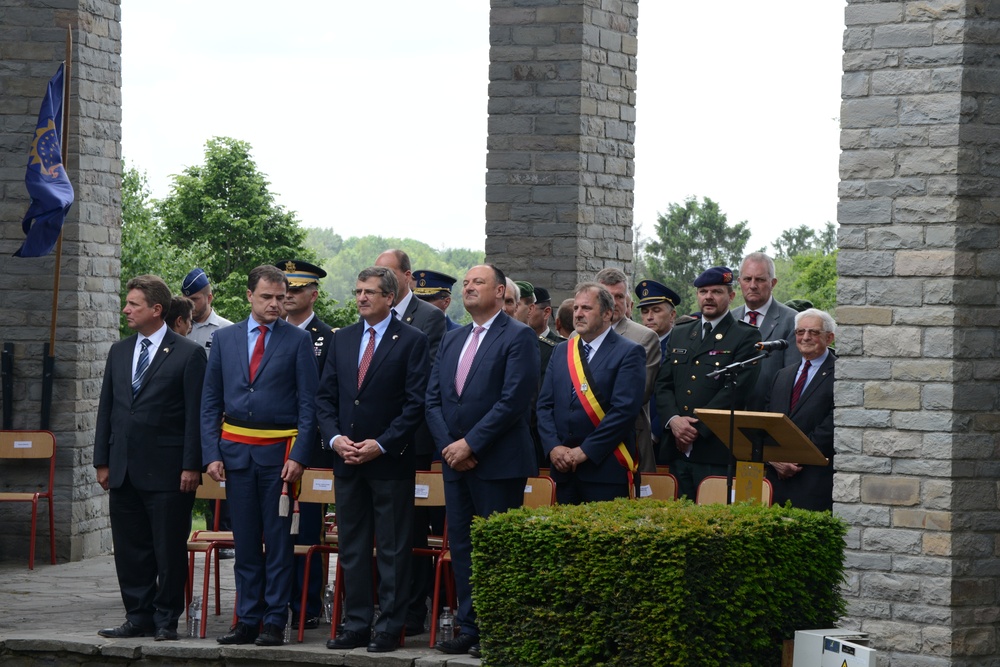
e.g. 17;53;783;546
187;596;201;638
438;606;454;643
322;585;333;623
284;607;293;643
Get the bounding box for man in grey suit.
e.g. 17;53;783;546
94;275;207;641
731;252;801;411
595;268;661;474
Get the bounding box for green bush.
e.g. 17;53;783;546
471;499;846;667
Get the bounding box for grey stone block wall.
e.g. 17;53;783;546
485;0;637;296
838;0;1000;663
0;0;120;562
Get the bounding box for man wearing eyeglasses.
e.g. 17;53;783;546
764;309;836;512
317;266;429;653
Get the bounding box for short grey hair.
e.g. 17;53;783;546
575;281;615;316
505;278;520;301
357;266;398;304
740;252;776;280
795;308;836;335
595;267;630;294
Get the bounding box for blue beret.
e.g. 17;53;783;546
693;266;734;288
635;280;681;308
413;269;457;297
181;268;210;296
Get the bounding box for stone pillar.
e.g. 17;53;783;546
485;0;637;297
0;0;121;561
838;1;1000;663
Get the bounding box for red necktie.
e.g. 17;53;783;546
358;327;376;388
747;311;760;326
249;325;267;382
789;360;811;411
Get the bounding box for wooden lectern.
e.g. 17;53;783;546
694;409;828;504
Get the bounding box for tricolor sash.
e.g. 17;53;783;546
567;338;638;497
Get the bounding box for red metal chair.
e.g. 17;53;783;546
0;430;56;569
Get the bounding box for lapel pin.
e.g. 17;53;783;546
715;333;723;340
162;348;170;354
392;335;399;340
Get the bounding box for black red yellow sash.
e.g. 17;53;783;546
221;419;301;531
567;338;638;497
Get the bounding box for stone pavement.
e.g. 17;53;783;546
0;554;480;666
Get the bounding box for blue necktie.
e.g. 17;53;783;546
132;338;151;396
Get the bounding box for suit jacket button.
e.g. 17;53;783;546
691;375;696;380
249;388;254;393
687;390;692;395
683;406;689;411
354;399;360;406
695;360;700;365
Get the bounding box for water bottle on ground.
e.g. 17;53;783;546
438;606;454;643
322;584;333;623
187;596;201;638
284;607;293;643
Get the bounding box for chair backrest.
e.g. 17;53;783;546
298;468;336;504
196;473;227;500
414;470;445;507
696;475;773;506
639;472;678;500
523;476;556;508
0;430;55;460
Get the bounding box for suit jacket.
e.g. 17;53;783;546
400;294;446;363
94;328;207;491
425;311;540;481
315;317;429;480
537;330;646;485
765;353;835;511
201;318;319;469
613;316;662;472
655;312;762;465
732;300;801;411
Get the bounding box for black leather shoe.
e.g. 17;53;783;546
254;623;284;646
217;621;259;645
437;632;478;654
154;627;179;641
367;631;399;653
98;620;153;638
291;615;320;630
327;628;370;650
469;642;482;658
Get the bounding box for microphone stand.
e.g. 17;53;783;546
706;350;768;504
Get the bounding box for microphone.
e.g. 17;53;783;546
756;339;789;352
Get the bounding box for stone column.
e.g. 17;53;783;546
838;1;1000;663
485;0;637;297
0;0;121;561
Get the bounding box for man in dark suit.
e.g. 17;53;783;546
317;266;429;653
201;265;319;647
275;258;334;630
731;252;801;411
537;282;646;503
765;308;836;512
95;275;206;641
655;267;762;500
426;264;540;658
375;249;447;634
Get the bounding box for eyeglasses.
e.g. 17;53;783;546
353;288;389;298
794;328;826;338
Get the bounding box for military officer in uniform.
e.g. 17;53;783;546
413;269;461;331
635;280;682;462
655;267;761;500
275;259;334;630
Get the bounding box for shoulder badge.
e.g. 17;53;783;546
538;335;556;347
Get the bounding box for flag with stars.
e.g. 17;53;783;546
15;64;74;258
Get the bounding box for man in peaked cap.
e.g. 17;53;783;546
635;279;681;462
275;259;334;631
182;267;233;357
413;269;461;331
654;266;761;500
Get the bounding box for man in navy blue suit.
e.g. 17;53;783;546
425;264;540;658
317;266;429;653
537;282;646;503
201;265;319;647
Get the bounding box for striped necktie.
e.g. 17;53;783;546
132;338;151;396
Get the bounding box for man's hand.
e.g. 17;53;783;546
282;459;305;483
770;461;802;480
442;438;477;472
180;470;200;493
549;445;588;473
669;416;699;454
96;465;110;491
206;460;225;483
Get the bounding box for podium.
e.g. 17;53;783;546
694;409;828;504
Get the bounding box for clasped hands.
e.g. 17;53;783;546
332;436;382;465
549;445;587;473
442;438;477;471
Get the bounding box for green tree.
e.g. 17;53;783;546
786;250;837;312
771;222;837;259
119;163;210;335
643;196;751;308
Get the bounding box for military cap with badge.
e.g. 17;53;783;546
275;259;329;359
412;269;457;300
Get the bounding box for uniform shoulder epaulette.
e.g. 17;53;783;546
538;334;557;347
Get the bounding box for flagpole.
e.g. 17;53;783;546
40;26;71;430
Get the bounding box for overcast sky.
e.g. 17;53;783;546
120;1;845;254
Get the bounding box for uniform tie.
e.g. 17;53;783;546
455;326;485;396
358;327;376;388
702;321;712;340
790;360;812;410
249;325;267;381
132;338;151;396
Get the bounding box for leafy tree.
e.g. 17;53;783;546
643;196;751;308
771;225;819;260
786;250;837;312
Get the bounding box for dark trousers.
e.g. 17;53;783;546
109;473;195;631
673;458;728;501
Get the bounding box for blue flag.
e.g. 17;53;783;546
15;64;74;258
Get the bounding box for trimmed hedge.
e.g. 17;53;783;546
471;498;846;667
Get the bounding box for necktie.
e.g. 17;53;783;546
455;326;485;396
747;311;760;326
703;322;712;340
249;325;267;382
582;342;593;362
357;327;376;388
789;360;812;411
391;308;399;319
132;338;151;396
